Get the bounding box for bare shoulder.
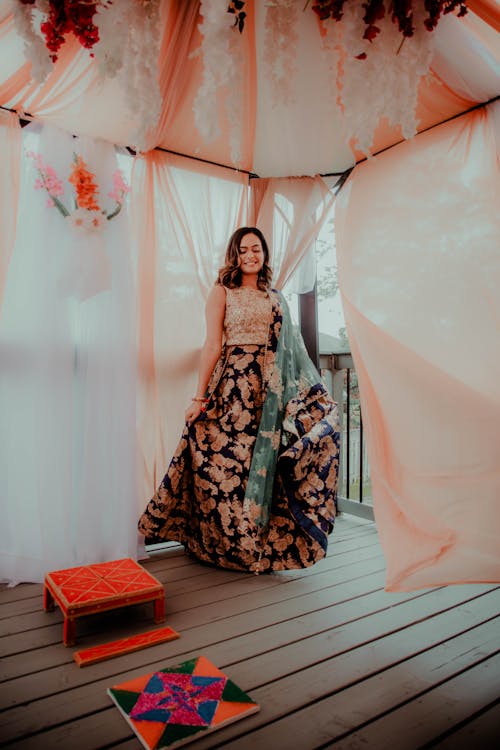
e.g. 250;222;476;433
205;284;226;325
206;284;226;310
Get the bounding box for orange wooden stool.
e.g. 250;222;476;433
43;558;165;646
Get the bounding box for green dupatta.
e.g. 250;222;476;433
243;289;327;527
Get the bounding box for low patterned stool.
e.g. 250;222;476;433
43;558;165;646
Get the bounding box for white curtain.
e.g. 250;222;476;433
0;122;138;584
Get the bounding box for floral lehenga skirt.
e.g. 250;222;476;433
138;332;341;574
139;368;339;573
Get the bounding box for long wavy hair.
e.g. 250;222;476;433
217;227;273;291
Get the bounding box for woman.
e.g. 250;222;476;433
138;227;340;573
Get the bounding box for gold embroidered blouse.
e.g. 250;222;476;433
224;287;272;346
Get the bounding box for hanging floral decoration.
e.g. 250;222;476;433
222;0;468;157
263;0;300;106
193;0;245;165
228;1;468;40
13;1;162;150
18;0;104;64
227;0;246;32
317;1;440;155
27;150;129;233
310;1;468;41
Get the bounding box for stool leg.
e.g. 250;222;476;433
43;585;55;612
63;617;76;647
154;596;166;624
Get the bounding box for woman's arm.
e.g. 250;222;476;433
185;284;226;424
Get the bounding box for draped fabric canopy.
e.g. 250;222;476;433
0;1;498;176
0;0;499;586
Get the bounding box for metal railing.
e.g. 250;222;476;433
320;352;374;521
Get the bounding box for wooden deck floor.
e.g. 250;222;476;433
1;515;499;749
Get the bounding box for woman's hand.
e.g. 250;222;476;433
185;400;205;425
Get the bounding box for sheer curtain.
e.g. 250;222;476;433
0;123;137;584
131;151;249;501
0;109;21;309
335;101;500;590
251;175;335;293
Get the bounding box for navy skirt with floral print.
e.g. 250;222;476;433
138;342;340;574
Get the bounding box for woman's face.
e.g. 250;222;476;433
238;233;265;276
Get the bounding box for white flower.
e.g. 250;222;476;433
67;208;105;234
324;0;435;156
193;0;244;164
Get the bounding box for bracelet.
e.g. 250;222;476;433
192;397;209;403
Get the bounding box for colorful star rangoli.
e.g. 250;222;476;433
108;656;259;749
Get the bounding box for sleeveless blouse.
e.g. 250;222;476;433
224;287;272;346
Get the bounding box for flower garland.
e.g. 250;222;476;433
27;150;129;233
223;0;468;157
329;0;436;154
228;1;468;39
311;0;468;39
13;1;162;150
193;0;245;164
18;0;103;63
263;0;299;106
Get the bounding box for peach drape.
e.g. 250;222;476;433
0;110;21;311
251;176;335;292
335;101;500;591
468;0;500;31
142;0;202;150
0;14;98;121
149;0;257;172
131;151;249;501
1;3;496;175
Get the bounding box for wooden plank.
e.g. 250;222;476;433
0;556;230;626
73;626;180;667
0;573;413;737
328;651;500;750
0;529;379;620
0;582;43;605
185;590;500;750
0;515;372;605
0;534;381;665
1;585;496;746
0;548;383;654
0;550;383;664
0;546;386;649
4;596;497;750
0;564;387;682
430;701;500;748
0;563;388;708
169;549;386;628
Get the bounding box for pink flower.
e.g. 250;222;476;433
107;169;130;203
27;149;125;223
45;177;64;196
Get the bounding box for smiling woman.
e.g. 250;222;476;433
238;232;265;276
138;226;341;573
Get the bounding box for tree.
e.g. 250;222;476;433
315;217;339;302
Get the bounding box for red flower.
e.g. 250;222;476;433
26;1;102;63
363;24;380;41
